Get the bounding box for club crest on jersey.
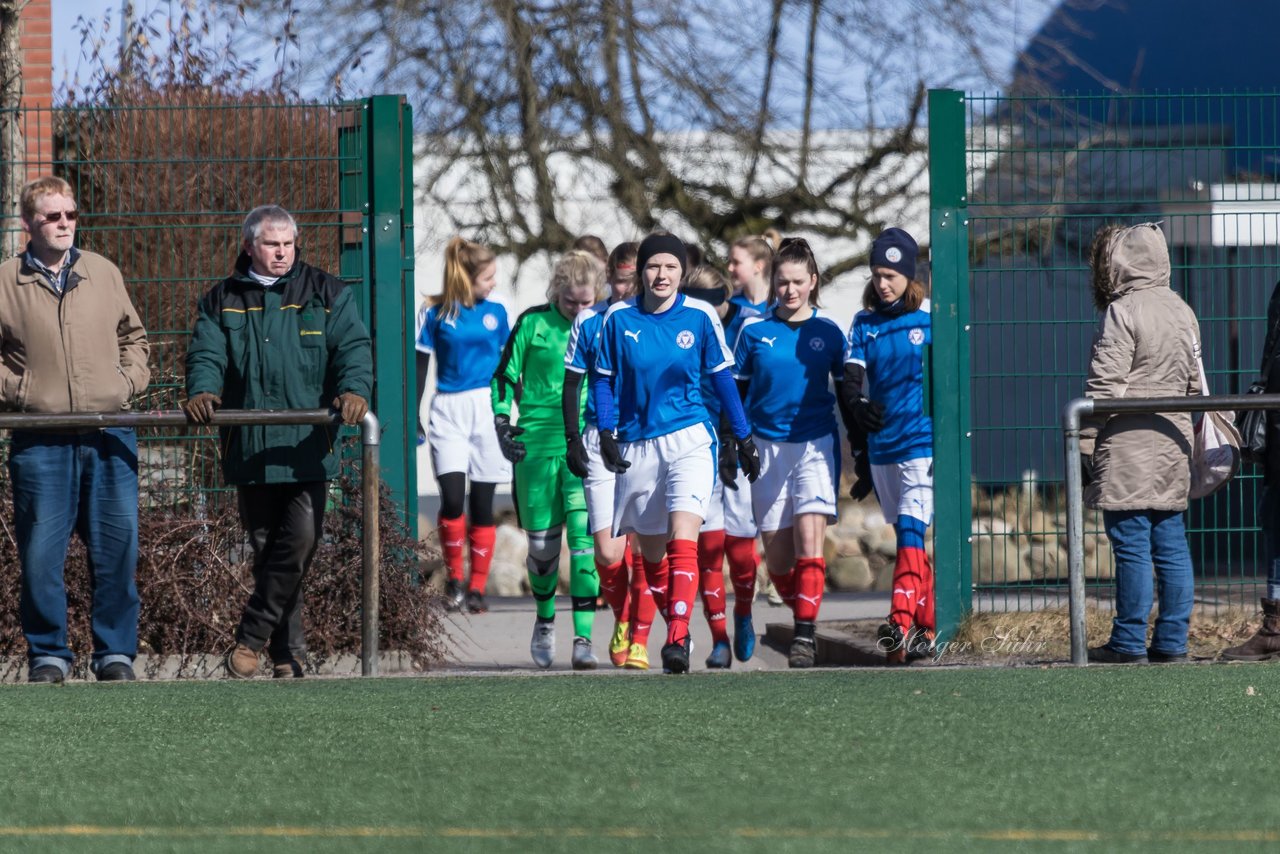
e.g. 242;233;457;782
676;330;695;349
809;337;824;351
909;328;924;345
483;313;499;331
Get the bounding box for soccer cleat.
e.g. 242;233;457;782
571;637;598;670
905;625;936;662
608;620;630;667
530;619;555;668
623;642;650;670
733;613;756;662
465;589;488;614
444;579;466;612
788;637;817;669
661;636;691;674
705;639;732;669
878;621;907;666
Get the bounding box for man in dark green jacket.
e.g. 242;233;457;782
183;205;373;679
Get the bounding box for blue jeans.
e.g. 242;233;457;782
9;428;140;675
1261;487;1280;601
1103;509;1194;656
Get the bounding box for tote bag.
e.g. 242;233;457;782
1191;357;1241;500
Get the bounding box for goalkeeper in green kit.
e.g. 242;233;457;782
491;250;605;669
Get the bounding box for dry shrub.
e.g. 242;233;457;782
950;605;1265;663
0;453;444;679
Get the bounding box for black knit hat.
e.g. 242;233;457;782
870;227;918;281
635;233;688;279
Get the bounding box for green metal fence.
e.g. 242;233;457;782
930;89;1280;624
0;96;416;525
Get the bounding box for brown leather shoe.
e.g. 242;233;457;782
272;658;305;679
1222;598;1280;661
226;643;260;679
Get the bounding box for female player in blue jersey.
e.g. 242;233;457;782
592;232;760;674
416;236;510;613
716;236;776;653
841;228;934;664
733;238;850;667
563;242;660;670
680;265;738;667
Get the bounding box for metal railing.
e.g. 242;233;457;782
1063;393;1280;665
0;408;383;677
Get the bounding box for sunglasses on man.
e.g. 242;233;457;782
38;210;79;223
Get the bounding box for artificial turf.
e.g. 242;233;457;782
0;665;1278;853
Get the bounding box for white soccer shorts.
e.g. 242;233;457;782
582;425;618;535
751;434;839;532
612;423;716;537
701;459;758;536
427;387;512;483
870;456;934;526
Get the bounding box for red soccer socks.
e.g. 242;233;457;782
467;524;496;594
725;535;759;617
438;515;467;583
697;530;729;644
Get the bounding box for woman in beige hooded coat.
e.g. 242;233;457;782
1079;223;1201;664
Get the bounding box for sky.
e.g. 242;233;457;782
53;0;1054;111
51;0;342;98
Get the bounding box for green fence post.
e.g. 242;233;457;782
928;88;972;641
364;94;417;528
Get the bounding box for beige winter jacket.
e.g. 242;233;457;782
1079;224;1200;511
0;249;149;414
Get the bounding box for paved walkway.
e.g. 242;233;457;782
438;592;891;673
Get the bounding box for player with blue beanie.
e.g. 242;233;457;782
841;227;936;664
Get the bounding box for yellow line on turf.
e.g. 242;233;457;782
0;825;1275;843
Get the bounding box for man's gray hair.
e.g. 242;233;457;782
241;205;298;245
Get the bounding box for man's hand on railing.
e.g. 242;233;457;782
334;392;369;426
182;392;221;424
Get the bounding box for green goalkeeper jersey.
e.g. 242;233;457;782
491;303;584;457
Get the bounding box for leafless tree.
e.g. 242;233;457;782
226;0;1049;278
0;0;27;258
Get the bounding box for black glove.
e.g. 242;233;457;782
598;429;630;473
736;435;761;482
494;414;527;464
850;396;886;433
1081;454;1095;487
719;440;739;489
850;451;873;501
567;434;590;479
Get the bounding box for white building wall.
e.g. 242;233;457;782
412;132;930;499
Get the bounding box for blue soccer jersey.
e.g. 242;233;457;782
595;294;733;442
695;296;766;423
416;298;510;394
564;300;609;427
726;293;769;344
844;299;933;464
733;307;844;443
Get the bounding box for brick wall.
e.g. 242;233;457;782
18;0;53;181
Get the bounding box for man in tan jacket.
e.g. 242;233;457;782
0;176;150;683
